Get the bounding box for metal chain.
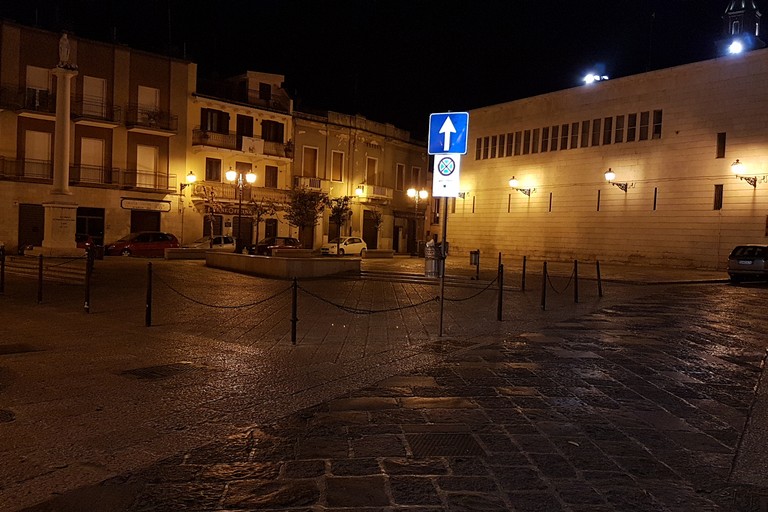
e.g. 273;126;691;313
297;283;438;315
154;273;292;309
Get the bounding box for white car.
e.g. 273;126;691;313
185;235;236;252
321;236;367;256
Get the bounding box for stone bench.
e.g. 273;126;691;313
206;251;360;279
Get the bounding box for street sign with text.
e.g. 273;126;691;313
432;153;461;198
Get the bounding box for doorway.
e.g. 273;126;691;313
18;203;44;252
130;210;160;233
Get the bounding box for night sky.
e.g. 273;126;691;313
0;0;743;138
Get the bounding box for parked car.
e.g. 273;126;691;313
75;234;94;249
727;244;768;283
320;236;367;256
104;231;180;257
184;235;236;252
245;236;302;256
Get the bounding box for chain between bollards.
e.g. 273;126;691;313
291;278;298;345
145;262;152;327
540;261;547;310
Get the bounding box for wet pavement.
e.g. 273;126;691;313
1;255;766;511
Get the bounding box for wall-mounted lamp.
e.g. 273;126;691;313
508;176;534;196
355;184;365;196
179;171;197;192
731;159;758;188
604;168;628;192
458;192;466;199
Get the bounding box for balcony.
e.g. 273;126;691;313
264;140;293;159
125;104;178;134
72;96;122;126
121;169;175;191
69;164;120;186
356;184;393;203
17;88;56;117
293;175;330;193
192;129;238;151
189;182;288;206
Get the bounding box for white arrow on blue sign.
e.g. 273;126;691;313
428;112;469;155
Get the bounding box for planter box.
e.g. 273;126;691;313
206;252;360;279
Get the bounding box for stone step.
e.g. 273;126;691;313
2;255;88;285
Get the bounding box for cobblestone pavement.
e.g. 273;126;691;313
2;256;765;511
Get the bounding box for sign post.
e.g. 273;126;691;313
428;112;469;337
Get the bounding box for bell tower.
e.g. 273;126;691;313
720;0;765;53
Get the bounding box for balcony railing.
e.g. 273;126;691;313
124;104;178;132
69;164;120;185
0;158;53;181
72;96;122;123
293;175;330;193
189;182;288;204
121;169;175;190
357;184;393;200
21;88;56;114
264;140;293;158
192;129;238;150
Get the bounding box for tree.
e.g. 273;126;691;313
201;185;222;248
369;208;384;249
246;197;277;249
284;188;328;246
328;196;353;254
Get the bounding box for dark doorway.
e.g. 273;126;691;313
264;218;278;240
300;225;313;249
18;203;44;252
130;210;160;233
203;214;223;236
233;216;253;246
362;210;379;249
76;207;105;246
393;226;401;252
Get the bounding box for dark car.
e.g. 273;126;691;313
246;236;302;256
75;234;94;249
105;231;180;257
727;245;768;283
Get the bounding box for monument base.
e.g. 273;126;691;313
37;201;81;257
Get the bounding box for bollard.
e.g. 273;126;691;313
574;259;579;304
145;262;152;327
291;278;298;345
521;255;527;292
0;245;5;294
497;263;504;321
84;249;92;313
540;261;547;310
37;254;43;304
596;260;603;298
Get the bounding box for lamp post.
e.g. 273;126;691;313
226;167;256;253
179;171;197;245
407;187;429;256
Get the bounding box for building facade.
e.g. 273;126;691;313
450;47;768;269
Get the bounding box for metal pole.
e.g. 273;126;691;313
438;197;448;337
540;261;547;311
291;278;298;345
145;262;152;327
37;254;43;304
0;245;5;294
521;255;527;292
596;260;604;298
237;177;243;254
574;259;579;304
476;249;480;281
497;263;504;321
84;247;92;313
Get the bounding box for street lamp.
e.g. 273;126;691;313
407;187;429;256
226;167;256;253
179;171;197;245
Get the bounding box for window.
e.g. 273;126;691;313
411;167;421;188
550;125;559;151
482;136;489;159
205;157;221;181
514;132;522;155
522;130;531;155
366;157;379;185
80;138;105;183
652;110;662;139
302;147;318;177
490;135;497;158
580;120;590;148
714;184;724;210
261;120;284;142
591;118;601;146
475;137;482;160
603;117;613;145
560;124;569;150
200;108;229;133
541;127;549;152
627;114;637;141
499;134;506;156
639;111;650;140
265;165;278;188
615;115;625;143
716;132;726;159
138;85;159;123
259;82;272;102
26;65;50;91
24;130;52;178
331;151;344;181
396;163;405;191
82;76;107;117
531;129;539;154
506;133;514;156
136;145;158;188
570;122;579;149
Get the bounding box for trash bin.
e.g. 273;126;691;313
469;250;480;266
424;240;439;277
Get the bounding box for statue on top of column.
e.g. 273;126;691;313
57;33;77;70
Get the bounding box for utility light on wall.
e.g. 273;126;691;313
731;159;758;188
508;176;534;196
604;168;628;192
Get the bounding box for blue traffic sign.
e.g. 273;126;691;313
428;112;469;155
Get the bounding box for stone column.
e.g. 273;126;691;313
51;66;78;195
